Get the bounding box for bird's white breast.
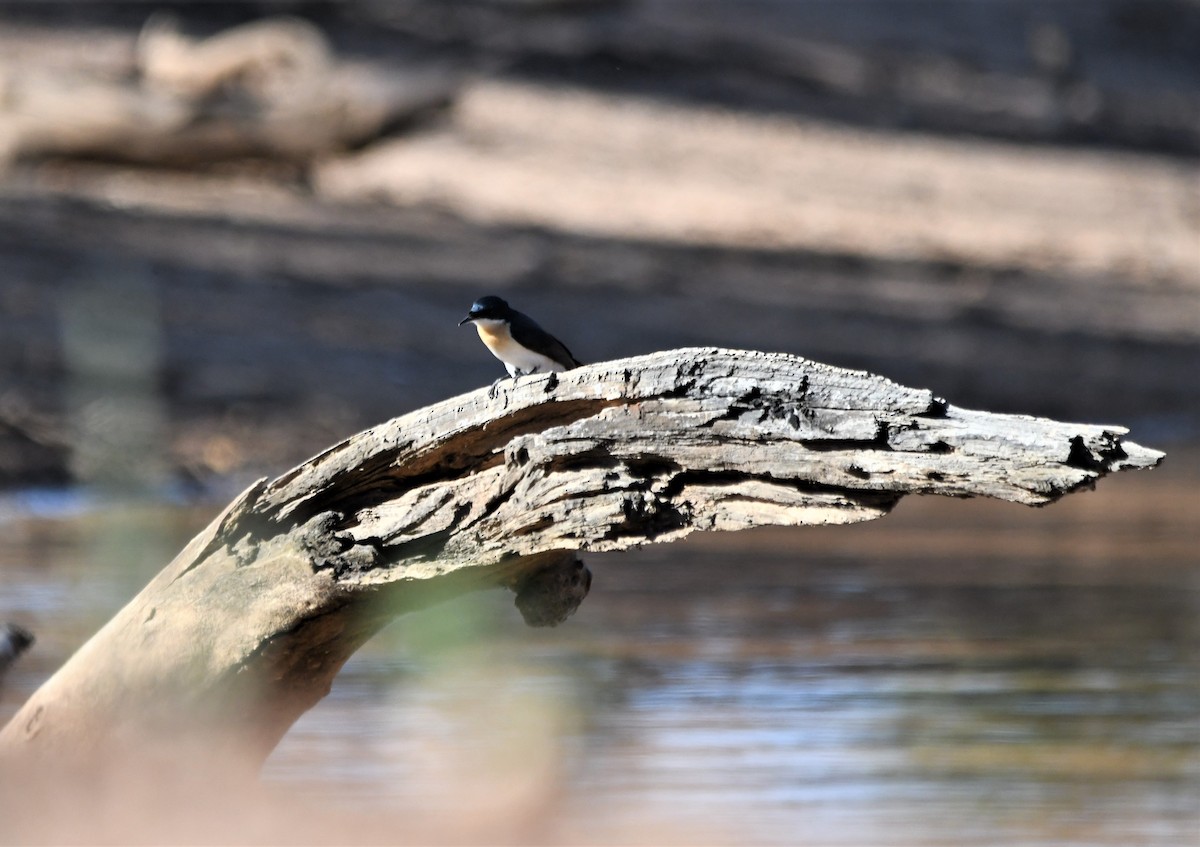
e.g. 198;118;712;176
474;319;565;377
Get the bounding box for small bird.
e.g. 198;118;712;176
459;296;581;391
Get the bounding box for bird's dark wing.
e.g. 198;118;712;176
509;311;583;369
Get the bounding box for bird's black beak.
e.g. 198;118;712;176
459;315;474;326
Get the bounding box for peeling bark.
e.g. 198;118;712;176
0;348;1162;770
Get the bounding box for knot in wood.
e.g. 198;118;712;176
513;555;592;628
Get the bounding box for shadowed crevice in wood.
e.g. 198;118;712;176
258;396;624;525
0;347;1162;774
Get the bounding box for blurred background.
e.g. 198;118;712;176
0;1;1197;843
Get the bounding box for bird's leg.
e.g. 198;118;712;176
489;367;527;399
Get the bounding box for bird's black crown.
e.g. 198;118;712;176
462;295;512;323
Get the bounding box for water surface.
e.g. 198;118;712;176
1;462;1196;845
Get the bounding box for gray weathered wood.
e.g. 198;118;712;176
0;348;1161;771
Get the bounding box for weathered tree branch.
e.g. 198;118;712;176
0;348;1161;771
0;16;456;169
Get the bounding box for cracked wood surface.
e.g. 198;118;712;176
0;348;1162;769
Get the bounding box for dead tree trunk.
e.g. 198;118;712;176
0;348;1161;772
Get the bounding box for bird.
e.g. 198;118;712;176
459;296;581;393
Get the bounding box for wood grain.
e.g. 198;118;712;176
0;348;1161;771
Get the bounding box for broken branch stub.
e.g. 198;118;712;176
0;348;1162;768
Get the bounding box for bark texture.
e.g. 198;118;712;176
0;348;1161;770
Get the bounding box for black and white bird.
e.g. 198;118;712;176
459;296;581;389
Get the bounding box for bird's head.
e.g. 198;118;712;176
459;295;512;325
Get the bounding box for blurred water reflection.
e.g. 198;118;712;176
1;462;1196;845
60;260;169;494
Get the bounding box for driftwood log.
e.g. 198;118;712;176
0;348;1162;773
0;16;456;169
